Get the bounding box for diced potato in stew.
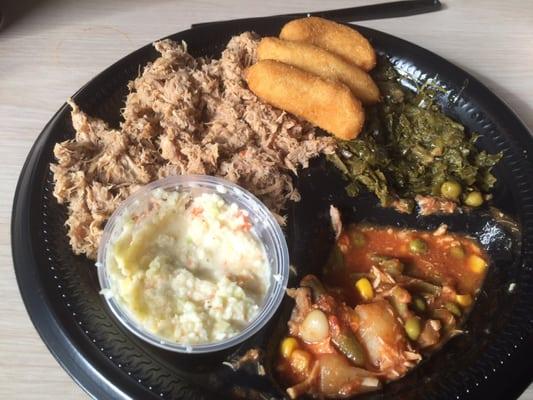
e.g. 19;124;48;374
277;224;488;399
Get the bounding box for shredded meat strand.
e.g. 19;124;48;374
51;33;335;259
415;195;457;216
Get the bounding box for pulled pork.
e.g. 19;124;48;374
51;32;335;259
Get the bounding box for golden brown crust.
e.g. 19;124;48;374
279;17;377;71
245;60;365;140
257;37;379;104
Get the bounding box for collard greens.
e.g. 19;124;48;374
329;59;501;208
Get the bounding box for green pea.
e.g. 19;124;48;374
379;258;404;276
444;302;462;317
441;181;462;200
450;245;465;259
404;317;421;341
409;238;427;254
413;296;427;313
464;191;483;207
349;231;366;247
370;254;405;276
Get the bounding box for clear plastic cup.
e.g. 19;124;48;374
96;175;289;353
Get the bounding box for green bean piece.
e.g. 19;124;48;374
392;299;409;319
409;238;427;254
413;296;427;313
450;245;465;259
404;317;422;341
331;331;366;367
400;277;441;295
370;255;404;276
440;180;462;200
349;231;366;247
389;288;410;319
301;275;326;301
464;191;484;207
444;302;462;317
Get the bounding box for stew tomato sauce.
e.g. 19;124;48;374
277;223;488;399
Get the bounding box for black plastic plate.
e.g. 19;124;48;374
12;20;533;400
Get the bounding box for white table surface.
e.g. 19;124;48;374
1;0;532;398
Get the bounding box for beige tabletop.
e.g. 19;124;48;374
1;0;532;398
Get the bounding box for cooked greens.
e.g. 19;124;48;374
328;58;501;209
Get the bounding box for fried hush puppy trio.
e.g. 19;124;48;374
244;17;379;140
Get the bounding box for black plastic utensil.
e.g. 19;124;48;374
191;0;442;29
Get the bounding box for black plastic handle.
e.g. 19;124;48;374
191;0;442;29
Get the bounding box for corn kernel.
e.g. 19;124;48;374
468;254;487;274
355;278;374;301
289;349;312;374
280;337;299;358
456;294;473;307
